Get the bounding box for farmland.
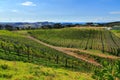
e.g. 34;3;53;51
1;0;120;79
27;27;120;79
28;27;120;79
29;28;120;56
0;30;101;71
0;30;103;80
0;27;120;80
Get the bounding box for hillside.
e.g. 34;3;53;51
0;30;101;72
0;30;102;79
1;0;120;80
28;28;120;79
29;28;120;56
0;28;120;80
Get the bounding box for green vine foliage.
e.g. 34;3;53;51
92;60;120;80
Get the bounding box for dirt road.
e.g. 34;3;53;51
14;30;120;67
27;36;102;66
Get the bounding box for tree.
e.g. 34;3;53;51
27;26;31;30
53;23;63;28
86;22;94;26
15;27;20;30
0;25;3;29
41;25;52;29
5;25;13;31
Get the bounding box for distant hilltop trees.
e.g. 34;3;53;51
0;22;76;30
0;24;14;30
0;21;120;30
105;21;120;27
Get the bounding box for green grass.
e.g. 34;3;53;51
0;59;93;80
111;30;120;38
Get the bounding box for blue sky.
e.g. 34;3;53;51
0;0;120;22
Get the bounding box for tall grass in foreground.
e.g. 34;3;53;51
0;59;93;80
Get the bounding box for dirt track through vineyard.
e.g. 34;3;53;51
27;36;102;66
14;30;120;67
61;47;120;60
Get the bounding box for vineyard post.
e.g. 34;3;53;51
26;45;30;61
14;42;20;56
31;49;34;62
117;48;120;56
56;55;59;64
100;31;104;53
72;60;74;69
65;58;68;67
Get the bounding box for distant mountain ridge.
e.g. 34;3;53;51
0;21;120;29
0;22;55;28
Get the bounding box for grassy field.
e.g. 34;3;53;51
0;59;93;80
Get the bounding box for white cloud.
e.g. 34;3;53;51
11;10;18;13
109;11;120;14
21;1;36;6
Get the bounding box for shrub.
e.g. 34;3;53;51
0;64;9;70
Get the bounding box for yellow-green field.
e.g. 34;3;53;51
111;30;120;38
0;59;93;80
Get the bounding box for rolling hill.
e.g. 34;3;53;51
0;27;120;80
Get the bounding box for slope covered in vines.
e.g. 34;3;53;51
0;30;99;72
29;28;120;56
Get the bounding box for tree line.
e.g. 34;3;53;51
0;23;76;31
0;22;107;31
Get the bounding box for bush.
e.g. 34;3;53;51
0;64;9;70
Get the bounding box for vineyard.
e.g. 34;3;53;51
29;28;120;56
0;28;120;80
0;30;100;73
